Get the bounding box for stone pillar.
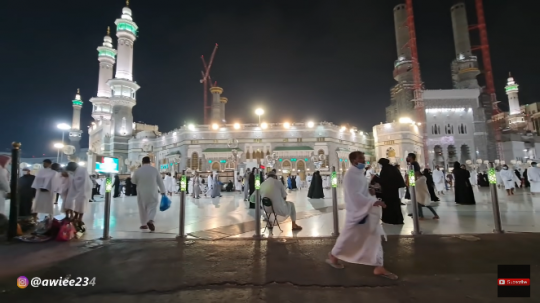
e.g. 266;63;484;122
210;87;223;124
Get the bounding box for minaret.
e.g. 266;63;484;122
210;86;223;123
90;27;117;121
69;89;83;153
450;2;480;89
506;73;520;115
108;1;140;145
220;97;228;122
386;4;415;123
505;73;526;130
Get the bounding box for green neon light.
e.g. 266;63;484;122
255;174;260;190
488;168;497;184
72;100;83;106
98;50;116;58
117;22;137;35
279;158;283;162
180;175;187;192
208;160;212;163
105;178;113;193
408;170;415;187
331;172;337;188
291;158;297;162
220;160;226;163
505;85;518;92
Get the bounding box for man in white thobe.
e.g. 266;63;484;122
295;175;302;190
132;157;166;231
432;166;446;195
257;172;302;230
31;159;58;217
326;151;397;280
528;162;540;195
306;174;312;188
63;162;92;227
500;165;516;196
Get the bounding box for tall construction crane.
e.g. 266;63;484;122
470;0;504;160
200;44;218;125
405;0;503;167
404;0;429;167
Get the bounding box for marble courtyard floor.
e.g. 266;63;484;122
11;185;534;240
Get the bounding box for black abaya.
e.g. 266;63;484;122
113;175;120;198
453;163;476;204
307;173;324;198
125;178;133;196
18;174;35;217
423;170;440;202
379;162;406;225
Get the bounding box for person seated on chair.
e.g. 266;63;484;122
258;171;302;231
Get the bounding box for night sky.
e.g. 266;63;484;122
1;0;536;157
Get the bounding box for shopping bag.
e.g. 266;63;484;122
160;195;171;211
56;221;75;241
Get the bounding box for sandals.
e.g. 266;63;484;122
325;253;344;269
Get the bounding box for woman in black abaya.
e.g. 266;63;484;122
423;168;440;202
307;171;325;199
378;158;406;225
453;162;476;205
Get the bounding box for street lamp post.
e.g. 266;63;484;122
255;108;264;125
57;123;71;163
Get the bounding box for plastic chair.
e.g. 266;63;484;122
261;197;282;232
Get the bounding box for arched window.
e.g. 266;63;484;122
318;149;328;167
191;152;199;171
245;151;251;160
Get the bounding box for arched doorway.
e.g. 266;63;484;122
282;160;292;175
318;149;328;168
460;145;471;164
191;152;199;171
297;160;306;180
447;145;458;166
433;145;444;168
211;162;220;171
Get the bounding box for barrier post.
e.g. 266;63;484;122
331;166;339;237
177;170;187;239
487;163;504;233
408;165;422;235
253;168;261;238
100;174;113;240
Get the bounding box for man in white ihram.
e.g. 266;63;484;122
527;162;540;196
132;156;166;231
326;151;397;280
258;171;302;231
432;166;446;195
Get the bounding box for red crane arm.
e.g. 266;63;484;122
202;43;218;82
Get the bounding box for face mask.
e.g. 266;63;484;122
503;167;508;170
356;163;365;170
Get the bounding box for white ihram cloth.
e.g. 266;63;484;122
295;175;302;189
499;169;516;190
415;176;432;206
31;168;60;214
192;176;201;198
469;169;478;186
207;175;214;195
63;167;92;213
187;178;193;194
258;177;296;221
164;175;174;193
0;166;10;215
235;174;243;191
331;166;386;267
99;178;106;195
306;175;312;187
528;167;540;193
132;164;166;225
432;170;446;192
